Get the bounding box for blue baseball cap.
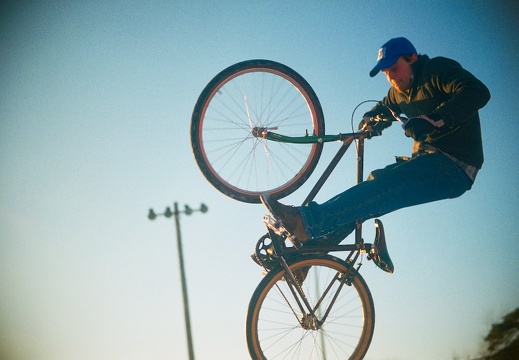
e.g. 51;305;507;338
369;37;417;77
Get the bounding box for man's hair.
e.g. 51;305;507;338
402;54;416;62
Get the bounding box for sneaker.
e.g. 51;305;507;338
260;194;309;242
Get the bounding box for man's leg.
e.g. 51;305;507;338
299;153;472;242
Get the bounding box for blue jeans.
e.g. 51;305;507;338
299;152;473;244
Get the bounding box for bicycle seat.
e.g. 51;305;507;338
372;219;394;273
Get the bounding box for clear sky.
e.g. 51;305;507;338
1;1;518;359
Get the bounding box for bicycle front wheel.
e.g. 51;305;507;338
191;59;325;203
246;255;375;360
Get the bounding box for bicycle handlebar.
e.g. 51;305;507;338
252;112;410;145
369;113;408;126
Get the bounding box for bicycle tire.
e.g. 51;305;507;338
191;59;325;203
246;255;375;360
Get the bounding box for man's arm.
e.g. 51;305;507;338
427;57;491;128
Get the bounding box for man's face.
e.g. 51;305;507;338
382;55;417;92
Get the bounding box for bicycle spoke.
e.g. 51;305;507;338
247;256;375;359
191;60;324;203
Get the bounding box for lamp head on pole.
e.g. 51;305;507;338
148;209;157;220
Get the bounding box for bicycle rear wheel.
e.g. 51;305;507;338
246;255;375;360
191;59;325;203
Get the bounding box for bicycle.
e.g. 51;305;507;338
191;59;399;359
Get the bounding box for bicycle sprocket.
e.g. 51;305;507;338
251;233;278;272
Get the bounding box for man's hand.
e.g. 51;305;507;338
359;114;392;132
358;115;375;131
403;115;445;141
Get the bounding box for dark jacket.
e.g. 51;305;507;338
372;55;490;168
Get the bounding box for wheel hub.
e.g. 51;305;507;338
301;313;321;330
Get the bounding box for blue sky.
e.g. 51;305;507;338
1;1;518;359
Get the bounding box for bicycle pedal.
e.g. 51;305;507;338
263;215;302;249
263;214;286;236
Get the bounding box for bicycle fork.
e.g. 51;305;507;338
273;243;361;330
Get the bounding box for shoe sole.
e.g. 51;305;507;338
260;194;303;248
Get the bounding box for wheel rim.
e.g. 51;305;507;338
247;257;374;359
192;61;324;203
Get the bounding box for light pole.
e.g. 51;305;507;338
148;202;208;360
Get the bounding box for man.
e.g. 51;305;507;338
261;37;491;253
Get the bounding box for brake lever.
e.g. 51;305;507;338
384;108;408;125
